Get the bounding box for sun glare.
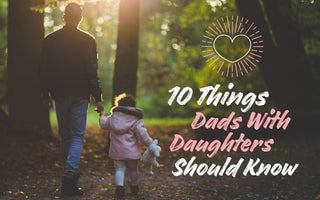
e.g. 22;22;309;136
44;0;119;33
65;0;111;4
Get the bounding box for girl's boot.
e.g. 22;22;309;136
115;186;125;200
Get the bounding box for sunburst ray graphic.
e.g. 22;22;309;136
202;16;264;78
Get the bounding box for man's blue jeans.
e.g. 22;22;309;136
55;96;88;177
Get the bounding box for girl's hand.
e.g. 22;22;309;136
99;111;106;116
95;102;104;113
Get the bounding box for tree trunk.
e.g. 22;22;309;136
235;0;280;104
236;0;320;133
7;0;51;134
262;0;318;109
112;0;140;101
261;0;320;132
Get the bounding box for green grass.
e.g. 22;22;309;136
50;106;192;127
50;106;100;125
143;118;192;126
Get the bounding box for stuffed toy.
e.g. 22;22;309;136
141;140;161;175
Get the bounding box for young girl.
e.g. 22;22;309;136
99;93;159;199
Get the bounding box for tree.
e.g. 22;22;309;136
261;0;318;109
0;1;8;125
112;0;140;100
7;0;51;133
236;0;320;132
236;0;279;105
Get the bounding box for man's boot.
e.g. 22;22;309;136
61;173;83;196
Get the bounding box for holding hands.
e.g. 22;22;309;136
95;101;104;115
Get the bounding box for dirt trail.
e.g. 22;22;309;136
0;126;319;200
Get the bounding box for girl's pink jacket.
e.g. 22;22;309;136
99;106;153;160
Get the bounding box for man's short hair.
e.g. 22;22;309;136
64;3;82;22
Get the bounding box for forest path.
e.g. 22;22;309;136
0;125;319;200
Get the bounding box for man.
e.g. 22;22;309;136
39;3;104;196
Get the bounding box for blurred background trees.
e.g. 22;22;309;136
0;0;319;130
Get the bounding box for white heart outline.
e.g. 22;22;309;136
213;34;252;64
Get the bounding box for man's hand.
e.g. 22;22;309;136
95;102;104;113
42;97;53;109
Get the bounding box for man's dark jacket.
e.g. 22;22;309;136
40;25;102;102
